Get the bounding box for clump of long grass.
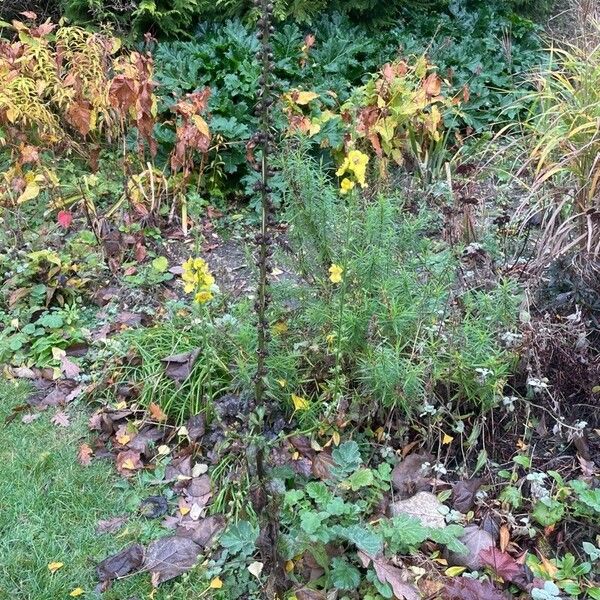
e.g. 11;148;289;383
519;20;600;260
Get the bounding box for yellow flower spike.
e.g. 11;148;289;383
202;273;215;287
335;157;350;177
339;178;355;195
194;290;213;304
329;264;343;284
291;394;310;411
182;271;196;283
183;282;196;294
347;149;369;187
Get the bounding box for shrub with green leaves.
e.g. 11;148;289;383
150;8;542;202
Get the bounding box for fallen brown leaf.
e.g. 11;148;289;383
499;525;510;553
391;453;433;498
358;551;419;600
161;349;200;383
52;411;71;427
60;355;80;378
448;525;494;569
452;478;483;513
116;450;143;476
97;544;144;582
96;516;127;534
442;577;510;599
78;443;93;466
176;515;225;547
143;536;202;585
311;451;334;480
149;402;167;422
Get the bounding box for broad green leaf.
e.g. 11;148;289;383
382;515;428;553
500;485;522;508
343;525;383;556
331;441;362;478
513;454;532;468
427;525;466;554
330;557;361;590
532;498;564;527
300;511;325;535
220;521;258;555
346;468;374;491
306;481;332;506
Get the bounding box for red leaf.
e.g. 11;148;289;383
479;547;523;582
66;100;93;136
442;577;509;599
57;210;73;228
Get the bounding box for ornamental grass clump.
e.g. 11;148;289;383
520;21;600;259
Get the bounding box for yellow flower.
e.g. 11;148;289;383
348;149;369;187
335;157;350;177
193;258;207;271
329;263;343;284
194;290;213;304
339;178;355;195
182;272;196;283
181;257;216;304
202;273;215;287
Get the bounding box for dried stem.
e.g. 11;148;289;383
253;0;276;408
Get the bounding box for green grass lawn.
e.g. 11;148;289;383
0;379;211;600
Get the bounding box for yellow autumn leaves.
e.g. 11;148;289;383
47;562;84;596
181;257;216;304
336;149;369;194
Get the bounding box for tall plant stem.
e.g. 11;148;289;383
253;0;276;409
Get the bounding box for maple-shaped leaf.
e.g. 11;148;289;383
442;577;509;599
78;443;93;466
57;210;73;229
52;411;71;427
479;547;523;583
